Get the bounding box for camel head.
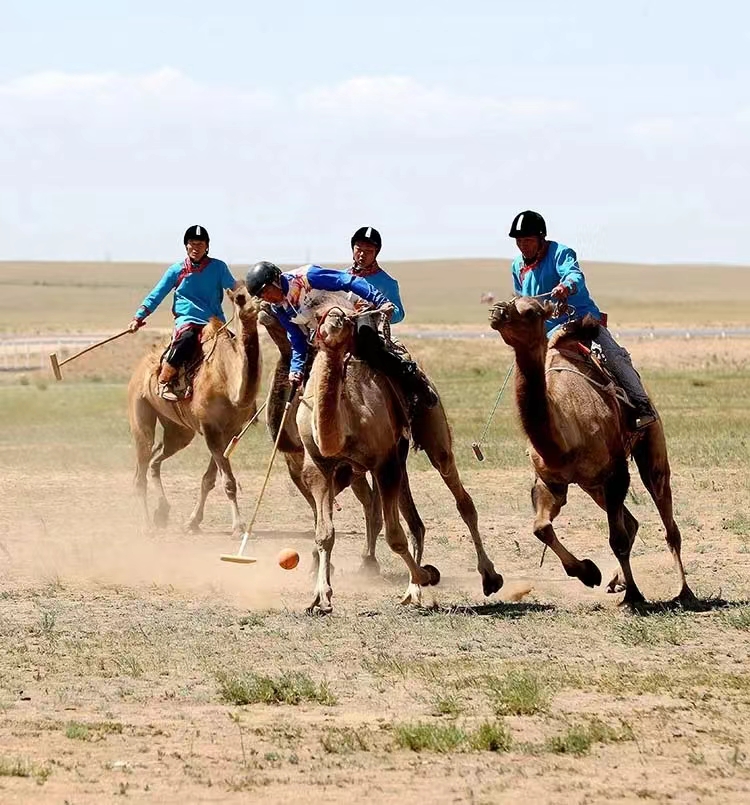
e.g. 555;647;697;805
227;283;260;324
489;296;555;350
314;306;355;355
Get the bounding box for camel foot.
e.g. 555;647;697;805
400;583;423;606
153;503;170;529
673;585;699;609
578;559;602;588
359;556;381;577
306;586;333;615
421;564;441;587
619;586;647;610
184;520;202;534
481;569;504;597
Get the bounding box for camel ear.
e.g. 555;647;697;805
542;300;556;319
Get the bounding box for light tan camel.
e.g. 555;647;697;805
489;296;694;607
128;287;261;534
296;306;441;613
258;303;503;597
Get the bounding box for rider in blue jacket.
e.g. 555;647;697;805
245;260;437;408
508;210;657;430
128;225;237;400
347;226;406;324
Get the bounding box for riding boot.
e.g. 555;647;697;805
594;328;658;430
398;359;439;410
158;363;179;402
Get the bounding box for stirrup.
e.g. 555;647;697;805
159;382;180;402
633;412;658;431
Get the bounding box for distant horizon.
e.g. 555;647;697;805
1;255;749;270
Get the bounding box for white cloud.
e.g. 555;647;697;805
300;76;576;134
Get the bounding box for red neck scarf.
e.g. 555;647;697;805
176;255;212;286
349;261;381;278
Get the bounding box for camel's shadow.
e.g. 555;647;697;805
356;601;555;620
625;596;750;616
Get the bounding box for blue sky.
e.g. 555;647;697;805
1;0;748;264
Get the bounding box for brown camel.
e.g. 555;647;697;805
296;306;441;613
489;295;694;607
128;286;261;534
258;303;503;597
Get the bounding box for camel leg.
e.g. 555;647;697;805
398;472;426;566
632;425;696;604
604;463;646;607
202;425;244;536
351;473;383;575
284;450;317;522
374;451;433;606
532;478;602;588
416;403;503;596
304;460;335;614
130;397;157;529
186;456;219;533
583;486;639;595
149;419;195;529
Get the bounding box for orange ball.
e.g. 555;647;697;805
277;548;299;570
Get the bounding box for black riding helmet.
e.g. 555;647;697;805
184;224;210;245
351;226;382;251
245;261;282;297
508;211;546;238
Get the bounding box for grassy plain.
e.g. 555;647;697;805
0;260;749;802
2;257;750;332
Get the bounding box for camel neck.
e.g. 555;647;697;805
514;347;568;466
314;349;347;457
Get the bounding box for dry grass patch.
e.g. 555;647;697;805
545;717;634;756
217;670;337;706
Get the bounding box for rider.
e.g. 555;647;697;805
508;210;658;430
347;226;405;323
128;225;238;401
245;261;437;408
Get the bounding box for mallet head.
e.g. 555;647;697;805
49;353;62;381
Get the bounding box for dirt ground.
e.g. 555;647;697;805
1;338;750;804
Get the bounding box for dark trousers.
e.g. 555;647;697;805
594;327;654;415
165;325;203;369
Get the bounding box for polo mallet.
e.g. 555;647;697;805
220;381;300;564
223;401;268;459
49;329;131;381
471;363;514;461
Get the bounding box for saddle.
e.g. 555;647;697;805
158;328;234;402
550;328;634;414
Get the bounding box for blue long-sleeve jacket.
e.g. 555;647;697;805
135;258;237;328
511;241;601;334
272;264;389;374
347;267;405;324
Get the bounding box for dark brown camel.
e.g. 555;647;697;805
258;303;503;596
128;287;261;534
489;295;694;607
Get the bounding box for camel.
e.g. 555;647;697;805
258;303;503;597
128;286;262;535
489;295;694;607
296;305;442;613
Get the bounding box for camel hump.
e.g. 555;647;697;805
200;317;225;342
549;314;601;349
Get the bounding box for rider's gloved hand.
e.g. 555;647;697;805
380;301;396;320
